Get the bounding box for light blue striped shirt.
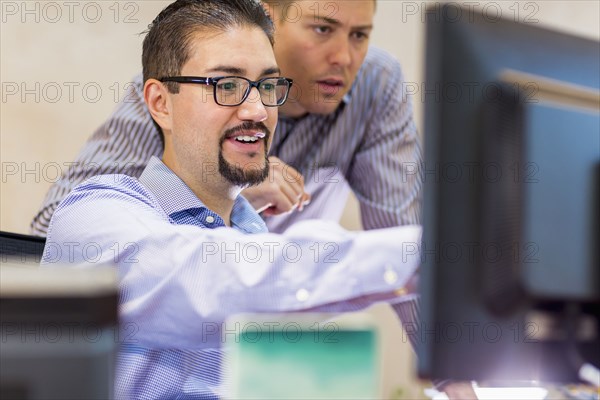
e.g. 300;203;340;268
41;156;421;399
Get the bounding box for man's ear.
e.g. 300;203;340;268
144;79;172;132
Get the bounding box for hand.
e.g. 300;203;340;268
443;382;478;400
241;156;311;216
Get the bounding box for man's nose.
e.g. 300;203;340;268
328;36;352;68
237;87;268;122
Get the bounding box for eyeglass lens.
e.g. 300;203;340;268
215;78;289;106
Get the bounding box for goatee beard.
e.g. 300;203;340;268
218;121;271;187
218;151;269;187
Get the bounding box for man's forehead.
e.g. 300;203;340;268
187;26;273;50
186;59;280;78
204;65;281;77
295;0;374;25
184;28;277;75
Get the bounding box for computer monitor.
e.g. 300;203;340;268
417;4;599;384
0;231;46;264
0;263;118;399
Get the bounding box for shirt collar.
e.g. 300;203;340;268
138;156;267;233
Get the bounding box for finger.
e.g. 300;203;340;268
255;202;273;214
267;189;307;215
298;192;311;211
261;206;278;217
267;187;297;215
264;197;294;215
278;179;303;209
278;164;305;198
301;192;311;204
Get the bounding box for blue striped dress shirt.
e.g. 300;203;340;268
41;156;421;399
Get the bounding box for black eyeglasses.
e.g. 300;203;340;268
159;76;293;107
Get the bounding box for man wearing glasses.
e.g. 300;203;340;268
41;0;422;397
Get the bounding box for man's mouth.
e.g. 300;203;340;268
221;124;270;156
229;132;266;144
316;78;345;95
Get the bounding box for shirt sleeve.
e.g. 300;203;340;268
30;74;162;237
41;178;422;350
346;58;423;230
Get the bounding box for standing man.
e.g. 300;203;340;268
41;0;421;397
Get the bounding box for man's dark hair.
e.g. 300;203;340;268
142;0;274;93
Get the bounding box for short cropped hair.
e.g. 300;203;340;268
142;0;274;93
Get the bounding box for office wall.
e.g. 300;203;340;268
1;1;599;397
2;1;599;234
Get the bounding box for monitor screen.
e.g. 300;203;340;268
417;4;599;384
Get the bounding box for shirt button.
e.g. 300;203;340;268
206;216;215;224
384;269;398;285
296;288;310;302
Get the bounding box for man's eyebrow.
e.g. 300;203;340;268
262;67;281;76
352;24;373;31
316;16;341;26
310;16;373;31
205;66;281;76
206;66;245;75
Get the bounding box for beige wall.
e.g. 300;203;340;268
1;0;599;234
1;1;598;397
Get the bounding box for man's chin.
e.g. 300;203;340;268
218;154;269;187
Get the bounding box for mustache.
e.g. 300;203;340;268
221;121;272;143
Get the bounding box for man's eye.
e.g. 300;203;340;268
352;31;369;41
218;82;239;91
314;25;332;34
261;83;276;92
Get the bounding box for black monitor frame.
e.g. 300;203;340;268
417;4;599;384
0;231;46;264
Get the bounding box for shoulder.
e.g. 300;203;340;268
42;173;168;265
359;46;405;80
45;173;166;243
54;174;159;215
349;47;407;107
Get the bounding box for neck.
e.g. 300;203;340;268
162;154;240;227
189;185;239;227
